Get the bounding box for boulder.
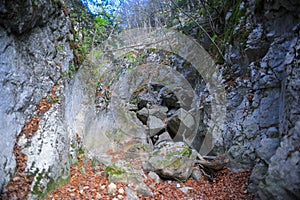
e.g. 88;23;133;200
167;108;195;140
124;187;140;200
104;161;144;184
143;142;197;181
136;108;149;124
125;143;152;161
147;116;166;137
148;171;161;183
159;89;180;109
105;161;153;197
155;132;173;145
137;93;158;109
137;105;168;124
149;105;168;120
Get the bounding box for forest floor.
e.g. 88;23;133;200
46;152;255;200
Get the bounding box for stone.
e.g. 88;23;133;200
137;106;168;124
245;24;269;62
100;185;106;190
118;188;125;194
266;127;279;138
96;192;102;199
104;161;144;184
107;183;117;195
191;168;202;181
167;108;195;140
147;116;166;137
126;103;139;112
143;141;197;181
259;89;280;128
179;187;193;194
1;1;300;200
135;183;154;197
125;143;152;161
136;108;149;124
243;116;259;139
103;160;154;198
167;109;178;117
148;171;160;184
149;105;168;120
159;88;180;109
155;132;173;145
124;187;140;200
137;93;158;109
257;121;300;199
248;162;268;193
255;138;279;163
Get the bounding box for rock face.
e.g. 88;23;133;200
0;0;80;198
0;0;56;34
221;0;300;199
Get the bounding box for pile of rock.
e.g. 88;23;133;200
130;83;197;147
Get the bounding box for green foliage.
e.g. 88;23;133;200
61;64;76;78
55;44;64;51
80;166;86;173
33;1;38;7
32;169;70;199
104;163;125;176
78;148;85;155
223;0;246;43
66;0;119;65
122;51;138;66
94;16;109;33
165;146;192;160
52;97;61;102
212;34;217;42
181;146;192;157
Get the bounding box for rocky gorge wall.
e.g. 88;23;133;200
0;0;299;199
221;0;300;199
0;0;88;199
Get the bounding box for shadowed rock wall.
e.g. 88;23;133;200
222;0;300;198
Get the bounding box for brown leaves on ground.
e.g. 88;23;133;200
47;157;127;200
46;157;255;200
139;166;254;200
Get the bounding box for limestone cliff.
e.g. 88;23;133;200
221;0;300;199
0;0;79;199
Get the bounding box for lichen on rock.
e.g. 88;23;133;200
143;141;197;181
